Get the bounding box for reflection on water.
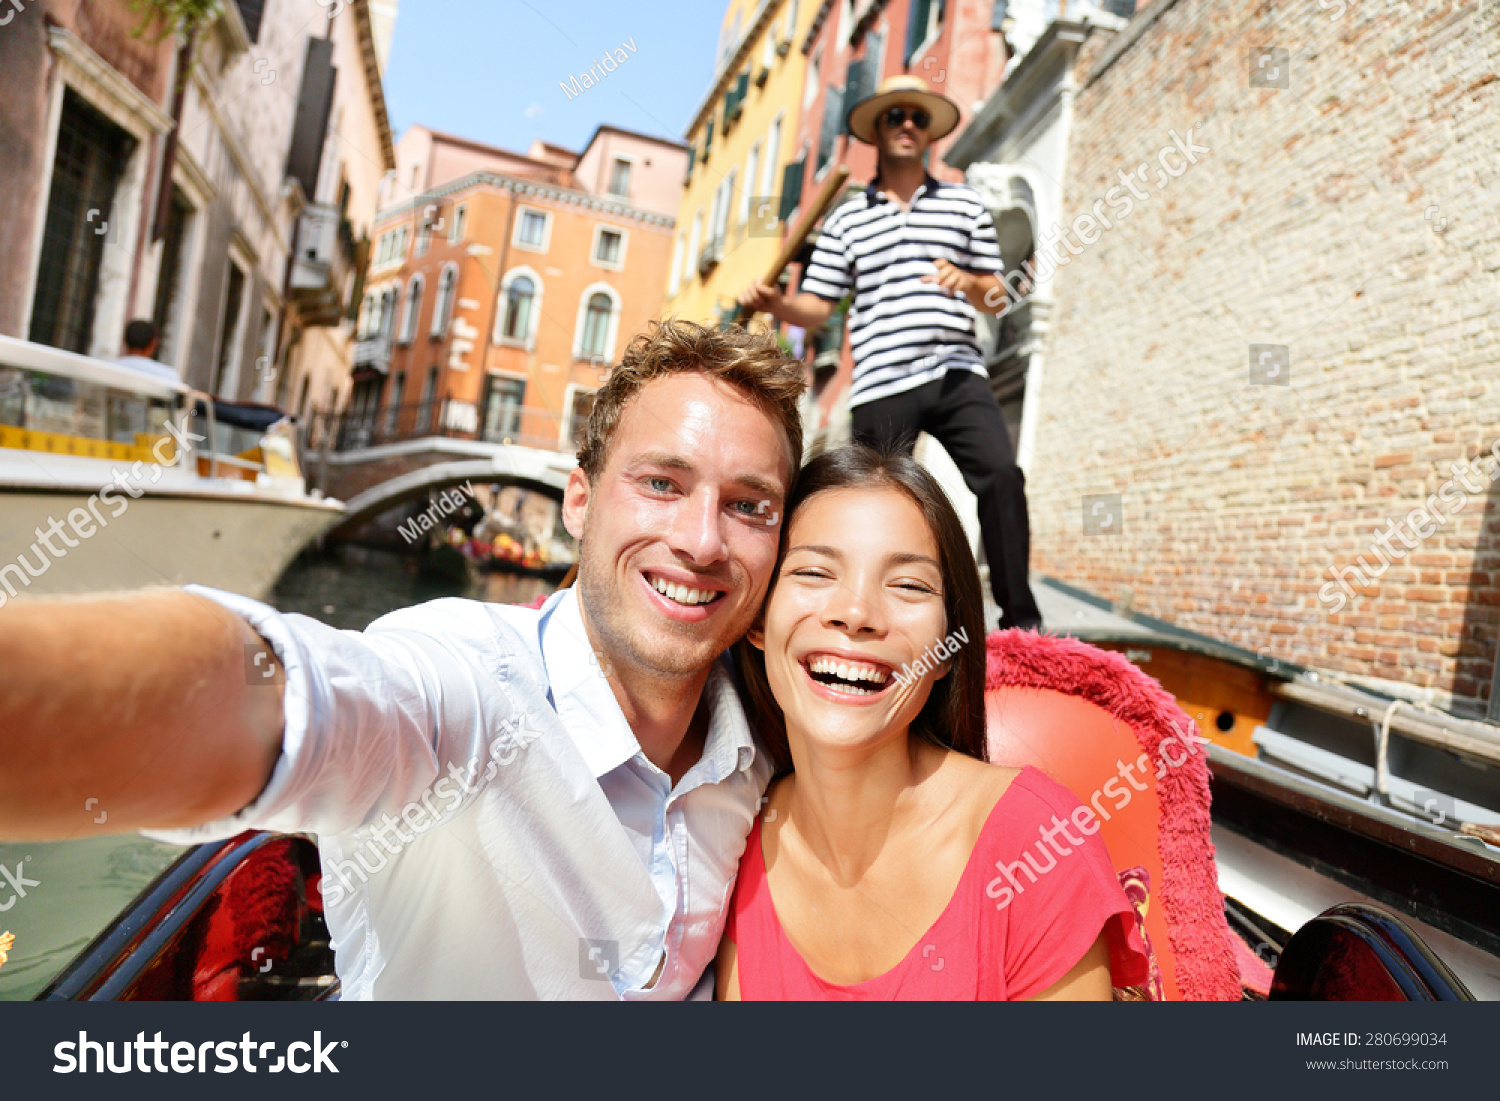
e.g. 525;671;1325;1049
0;545;553;1000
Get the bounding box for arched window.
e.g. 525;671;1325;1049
430;263;458;338
504;277;534;340
398;274;424;344
495;267;543;347
381;287;400;338
574;284;620;361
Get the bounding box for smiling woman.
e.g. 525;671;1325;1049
722;444;1151;1001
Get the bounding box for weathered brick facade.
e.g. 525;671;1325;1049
1028;0;1500;712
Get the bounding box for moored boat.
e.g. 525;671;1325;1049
0;334;345;602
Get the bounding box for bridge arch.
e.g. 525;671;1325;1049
327;448;575;538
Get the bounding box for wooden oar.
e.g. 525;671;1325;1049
725;164;851;327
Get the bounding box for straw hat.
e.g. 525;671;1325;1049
845;74;961;145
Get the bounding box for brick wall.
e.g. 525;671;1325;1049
1028;0;1500;711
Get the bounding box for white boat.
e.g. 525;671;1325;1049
0;335;344;602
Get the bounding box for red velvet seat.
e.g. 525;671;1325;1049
984;629;1246;1000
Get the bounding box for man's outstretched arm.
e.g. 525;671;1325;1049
0;589;285;840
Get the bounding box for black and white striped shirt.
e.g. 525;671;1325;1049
800;174;1002;408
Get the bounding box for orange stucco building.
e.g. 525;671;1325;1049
350;125;685;455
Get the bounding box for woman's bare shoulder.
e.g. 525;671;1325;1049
936;751;1025;820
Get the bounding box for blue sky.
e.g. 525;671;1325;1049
382;0;728;154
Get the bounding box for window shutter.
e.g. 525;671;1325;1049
903;0;931;64
235;0;265;42
843;59;868;133
816;85;843;174
286;38;337;200
777;159;805;222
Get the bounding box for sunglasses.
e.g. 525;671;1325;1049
880;106;932;131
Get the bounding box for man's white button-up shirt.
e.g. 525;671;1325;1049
147;585;771;1000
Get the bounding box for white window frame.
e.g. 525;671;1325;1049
688;210;703;277
572;282;621;363
483;369;529;442
606;155;634;199
590;224;628;271
804;48;821;109
761;112;784;195
398;273;425;344
494;265;543;349
513;206;553;253
150;159;209;373
213;245;254;399
739;141;762;224
26;27;174;360
667;233;685;297
449;203;468;243
430;261;459;338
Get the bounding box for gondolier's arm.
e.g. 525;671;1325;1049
736;281;837;331
0;589;285;840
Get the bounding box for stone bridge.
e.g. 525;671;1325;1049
315;438;576;542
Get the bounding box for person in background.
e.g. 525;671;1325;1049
738;75;1043;632
115;319;181;385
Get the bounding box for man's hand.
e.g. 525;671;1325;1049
921;258;994;305
738;279;783;317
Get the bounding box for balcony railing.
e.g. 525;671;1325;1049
351;331;392;374
314;399;577;456
289;202;353;327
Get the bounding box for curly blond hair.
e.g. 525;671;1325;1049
577;318;806;480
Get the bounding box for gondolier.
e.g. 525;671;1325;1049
739;74;1042;631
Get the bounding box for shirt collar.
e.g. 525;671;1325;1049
866;171;943;206
538;586;758;783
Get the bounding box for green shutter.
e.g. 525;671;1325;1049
816;85;843;174
843;59;868;133
904;0;931;64
778;159;805;222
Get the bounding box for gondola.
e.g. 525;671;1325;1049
24;575;1497;1001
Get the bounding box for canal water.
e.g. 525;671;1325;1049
0;546;552;1000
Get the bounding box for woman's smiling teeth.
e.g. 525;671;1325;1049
650;576;721;606
805;656;891;696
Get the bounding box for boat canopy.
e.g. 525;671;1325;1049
0;333;184;402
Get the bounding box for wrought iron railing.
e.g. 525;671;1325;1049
311;398;577;455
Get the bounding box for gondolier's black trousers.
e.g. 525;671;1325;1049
851;368;1042;630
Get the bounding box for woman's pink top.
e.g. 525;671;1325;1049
726;766;1151;1000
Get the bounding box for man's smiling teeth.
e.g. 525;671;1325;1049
807;657;890;685
650;576;720;605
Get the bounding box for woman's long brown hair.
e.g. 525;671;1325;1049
733;443;988;775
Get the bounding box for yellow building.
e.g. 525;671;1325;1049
662;0;821;324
